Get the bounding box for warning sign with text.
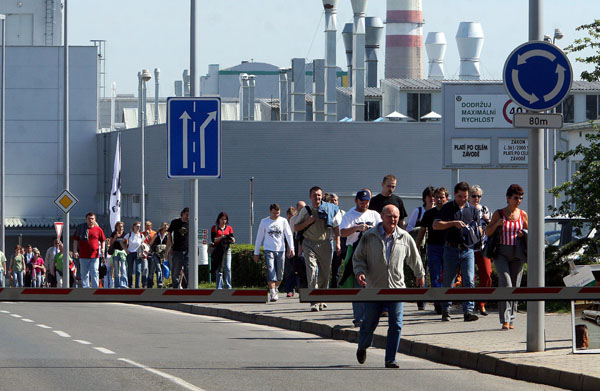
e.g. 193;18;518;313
451;138;491;165
454;95;523;128
499;138;528;164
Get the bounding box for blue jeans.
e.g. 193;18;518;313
427;244;444;288
216;249;231;289
172;251;189;289
352;277;365;325
147;254;163;288
265;250;284;282
12;271;23;287
79;258;100;288
133;258;148;288
358;301;404;364
441;246;475;313
104;262;113;288
112;252;128;288
281;255;299;293
0;271;4;287
126;252;137;288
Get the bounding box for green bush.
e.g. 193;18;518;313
230;244;265;287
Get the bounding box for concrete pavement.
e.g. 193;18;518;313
147;297;599;391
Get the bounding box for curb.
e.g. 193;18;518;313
143;302;599;391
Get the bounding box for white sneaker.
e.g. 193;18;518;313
272;291;279;301
319;303;328;310
310;303;320;312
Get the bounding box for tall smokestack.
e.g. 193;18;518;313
183;69;190;96
291;58;306;121
154;68;160;124
425;32;446;80
323;0;338;121
278;68;288;121
342;22;353;87
286;68;293;121
239;73;249;120
456;22;484;80
351;0;367;121
385;0;423;79
313;59;325;121
248;74;256;121
365;16;384;87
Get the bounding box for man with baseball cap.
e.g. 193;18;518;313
339;189;382;327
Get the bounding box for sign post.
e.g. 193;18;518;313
503;11;573;352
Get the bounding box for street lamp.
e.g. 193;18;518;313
0;14;6;256
140;69;151;225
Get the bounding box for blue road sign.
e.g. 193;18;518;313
503;41;572;112
167;97;221;178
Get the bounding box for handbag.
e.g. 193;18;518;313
483;226;501;259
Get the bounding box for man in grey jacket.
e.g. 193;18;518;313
353;205;425;368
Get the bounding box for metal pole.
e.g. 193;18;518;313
0;16;5;255
63;0;70;288
527;0;545;353
249;177;254;244
141;79;146;225
189;0;199;289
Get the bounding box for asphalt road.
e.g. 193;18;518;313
0;302;565;391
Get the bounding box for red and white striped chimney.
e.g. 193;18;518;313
384;0;423;79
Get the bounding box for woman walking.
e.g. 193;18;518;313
211;212;235;289
9;245;25;287
469;185;492;316
486;184;528;330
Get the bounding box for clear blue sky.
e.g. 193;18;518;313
70;0;599;97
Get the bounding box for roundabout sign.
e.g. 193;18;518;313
503;41;572;112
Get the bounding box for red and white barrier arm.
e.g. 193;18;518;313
0;288;267;303
299;287;600;303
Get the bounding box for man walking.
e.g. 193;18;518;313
433;182;480;322
73;212;106;288
353;205;424;368
167;207;190;289
369;174;408;229
254;204;294;301
294;186;340;311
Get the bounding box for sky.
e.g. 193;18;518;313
69;0;600;97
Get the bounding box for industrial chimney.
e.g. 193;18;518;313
351;0;367;121
248;74;256;121
425;32;446;80
365;16;384;87
154;68;160;124
342;22;353;87
456;22;484;80
313;59;325;121
384;0;424;79
291;58;306;121
279;68;288;121
323;0;338;121
239;73;249;120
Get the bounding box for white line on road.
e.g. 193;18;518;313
53;330;71;337
21;319;34;322
74;340;92;345
0;310;9;313
118;358;206;391
37;324;52;329
10;314;22;318
93;347;115;354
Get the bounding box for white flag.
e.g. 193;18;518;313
109;133;121;232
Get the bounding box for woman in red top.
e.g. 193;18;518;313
211;212;235;289
31;248;46;288
486;184;528;330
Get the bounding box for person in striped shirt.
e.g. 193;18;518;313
485;184;529;330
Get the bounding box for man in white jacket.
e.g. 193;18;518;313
254;204;294;301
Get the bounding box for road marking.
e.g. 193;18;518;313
53;330;71;337
37;324;52;329
118;358;206;391
93;347;115;354
0;310;9;313
74;340;92;345
10;314;22;318
21;319;34;322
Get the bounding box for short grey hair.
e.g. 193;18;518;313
470;184;483;196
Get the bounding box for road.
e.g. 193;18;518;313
0;302;564;391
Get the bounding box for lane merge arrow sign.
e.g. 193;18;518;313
503;41;572;112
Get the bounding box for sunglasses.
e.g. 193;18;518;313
471;195;482;198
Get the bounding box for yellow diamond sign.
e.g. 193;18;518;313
54;189;79;214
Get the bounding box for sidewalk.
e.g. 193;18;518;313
147;297;599;391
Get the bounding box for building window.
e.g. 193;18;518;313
556;94;574;123
586;95;598;120
365;100;381;121
407;93;432;122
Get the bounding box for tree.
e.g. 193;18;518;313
564;19;600;82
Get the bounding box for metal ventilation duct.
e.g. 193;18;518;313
313;59;325;121
248;74;256;121
154;68;160;124
239;73;249;120
342;22;353;87
456;22;484;80
351;0;367;121
365;16;384;88
384;0;424;79
183;69;190;96
278;68;288;121
291;58;306;121
286;68;293;121
425;32;446;80
323;0;338;121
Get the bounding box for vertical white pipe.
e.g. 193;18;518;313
189;0;199;290
137;72;142;127
62;0;70;288
286;68;293;121
278;68;288;121
351;0;367;121
110;82;116;131
248;75;255;121
323;0;338;121
154;68;160;124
